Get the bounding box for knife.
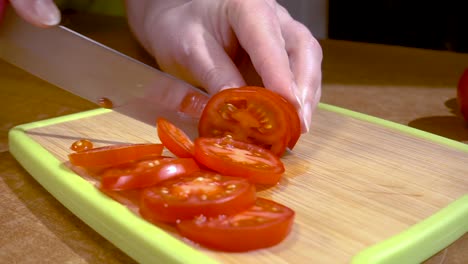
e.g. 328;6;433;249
0;8;208;137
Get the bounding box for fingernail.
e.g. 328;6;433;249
34;0;60;26
300;102;312;133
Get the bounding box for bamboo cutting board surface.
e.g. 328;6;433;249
8;104;468;264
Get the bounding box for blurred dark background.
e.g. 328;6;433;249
328;0;468;53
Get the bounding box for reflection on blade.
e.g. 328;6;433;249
0;8;209;131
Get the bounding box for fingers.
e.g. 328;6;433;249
280;18;323;131
226;0;299;108
169;30;247;94
227;0;322;132
9;0;60;27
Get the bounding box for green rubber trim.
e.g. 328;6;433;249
8;109;219;264
351;195;468;264
317;103;468;263
318;103;468;152
9;104;468;263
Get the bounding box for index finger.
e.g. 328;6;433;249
226;0;299;108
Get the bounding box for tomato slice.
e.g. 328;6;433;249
198;86;294;156
157;117;194;158
100;157;200;191
68;143;164;168
139;171;256;223
177;198;295;252
284;100;301;149
193;137;285;185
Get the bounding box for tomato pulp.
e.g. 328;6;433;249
157;117;194;158
194;136;285;185
68;143;164;168
177;197;295;252
100;157;200;190
198;86;300;156
139;171;256;223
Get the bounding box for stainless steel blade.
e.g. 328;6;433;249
0;9;208;137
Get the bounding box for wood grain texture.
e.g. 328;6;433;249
24;109;468;264
1;13;468;263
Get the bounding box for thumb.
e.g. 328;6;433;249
10;0;60;27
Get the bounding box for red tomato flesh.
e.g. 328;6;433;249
68;143;164;168
193;137;285;185
157;117;194;158
139;171;256;223
100;157;200;191
177;197;295;252
198;86;296;156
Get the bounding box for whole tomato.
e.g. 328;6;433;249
458;68;468;123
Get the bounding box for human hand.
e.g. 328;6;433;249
125;0;322;132
0;0;60;27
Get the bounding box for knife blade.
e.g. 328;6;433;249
0;8;208;137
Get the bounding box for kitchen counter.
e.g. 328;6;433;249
0;13;467;263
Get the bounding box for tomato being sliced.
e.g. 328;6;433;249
177;197;295;252
68;143;164;169
157;117;194;158
193;136;285;185
139;171;256;223
233;86;301;149
100;157;200;191
198;86;297;156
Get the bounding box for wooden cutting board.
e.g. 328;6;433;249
8;104;468;264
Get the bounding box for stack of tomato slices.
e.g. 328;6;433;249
68;86;299;252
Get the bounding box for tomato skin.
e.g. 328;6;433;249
177;198;295;252
68;143;164;168
100;157;200;191
239;86;301;149
198;86;293;156
157;117;194;158
458;68;468;123
139;171;256;223
193;137;285;185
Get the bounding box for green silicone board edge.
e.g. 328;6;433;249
8;103;468;263
318;103;468;263
8;108;220;264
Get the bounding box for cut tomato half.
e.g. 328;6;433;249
139;171;256;223
193;137;285;185
198;86;295;156
157;117;194;158
68;143;164;168
100;157;200;191
177;197;295;252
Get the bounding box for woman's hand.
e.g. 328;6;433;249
126;0;322;132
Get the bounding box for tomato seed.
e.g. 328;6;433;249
70;139;93;152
